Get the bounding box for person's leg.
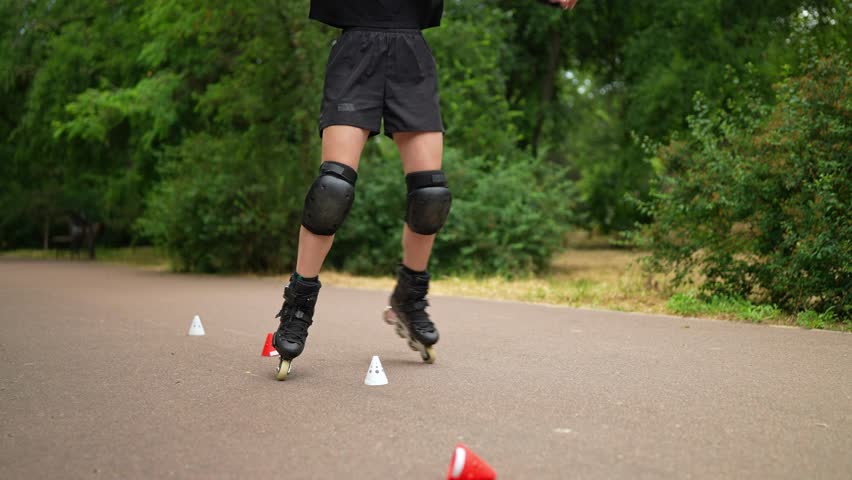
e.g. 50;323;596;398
295;125;370;277
273;125;369;380
394;131;444;271
383;31;446;270
273;28;383;379
381;130;448;363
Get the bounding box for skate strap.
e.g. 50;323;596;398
284;287;318;306
398;299;429;313
275;294;317;321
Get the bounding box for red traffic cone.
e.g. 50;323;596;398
260;333;279;357
447;443;496;480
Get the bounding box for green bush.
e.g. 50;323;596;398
328;139;576;276
437;151;575;275
136;133;302;273
636;55;850;320
143;133;576;276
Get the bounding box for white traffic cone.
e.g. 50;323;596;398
364;355;388;386
188;315;205;336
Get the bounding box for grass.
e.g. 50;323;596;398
666;292;782;323
1;247;169;268
796;309;840;330
316;248;849;330
665;292;850;331
319;248;670;314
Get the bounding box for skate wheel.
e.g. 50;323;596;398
276;359;292;381
421;346;436;364
382;307;396;325
407;340;418;351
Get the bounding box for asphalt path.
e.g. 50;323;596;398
1;259;850;479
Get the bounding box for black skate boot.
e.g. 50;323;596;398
272;273;321;380
383;265;439;363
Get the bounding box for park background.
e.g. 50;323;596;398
1;0;849;328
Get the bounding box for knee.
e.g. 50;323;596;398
301;161;358;236
405;170;452;235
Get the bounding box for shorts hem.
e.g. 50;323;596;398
319;122;381;138
383;127;444;139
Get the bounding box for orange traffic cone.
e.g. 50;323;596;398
260;333;279;357
447;443;496;480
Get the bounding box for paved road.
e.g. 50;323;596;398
0;260;850;479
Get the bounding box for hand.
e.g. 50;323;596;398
549;0;578;10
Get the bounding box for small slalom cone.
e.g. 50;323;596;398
364;355;388;386
447;444;496;480
188;315;205;336
261;332;279;357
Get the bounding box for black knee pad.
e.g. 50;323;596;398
301;161;357;236
405;170;452;235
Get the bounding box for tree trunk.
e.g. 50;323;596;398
43;214;50;250
531;27;561;156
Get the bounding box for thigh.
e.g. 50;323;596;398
322;125;370;171
394;131;443;174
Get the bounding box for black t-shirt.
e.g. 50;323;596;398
309;1;444;30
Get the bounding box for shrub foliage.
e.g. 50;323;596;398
637;55;850;318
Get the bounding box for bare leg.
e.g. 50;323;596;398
394;131;444;272
295;126;370;278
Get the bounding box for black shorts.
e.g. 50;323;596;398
319;28;443;138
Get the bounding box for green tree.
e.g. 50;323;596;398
1;1;150;246
497;0;846;232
